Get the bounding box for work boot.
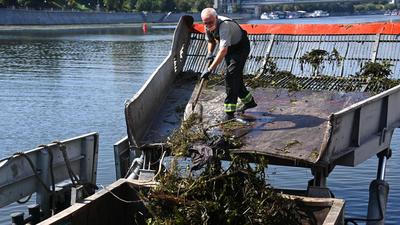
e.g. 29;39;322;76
237;99;257;114
223;112;235;121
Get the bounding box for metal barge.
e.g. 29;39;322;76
115;17;400;225
1;16;400;224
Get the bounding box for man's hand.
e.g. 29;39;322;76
206;53;214;64
201;68;211;80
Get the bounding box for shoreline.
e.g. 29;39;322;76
0;23;179;31
0;13;399;32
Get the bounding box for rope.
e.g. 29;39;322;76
53;141;79;185
153;150;166;181
99;185;143;204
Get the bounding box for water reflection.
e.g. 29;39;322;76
0;27;172;224
0;23;399;225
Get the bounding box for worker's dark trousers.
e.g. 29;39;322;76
224;34;252;113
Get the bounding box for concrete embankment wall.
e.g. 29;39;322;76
0;9;202;25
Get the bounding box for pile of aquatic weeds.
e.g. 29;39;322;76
299;48;342;76
144;114;312;225
144;155;310;225
245;71;303;92
355;61;400;93
166;113;206;156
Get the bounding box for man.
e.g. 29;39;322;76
200;8;257;121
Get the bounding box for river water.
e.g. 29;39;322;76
0;14;399;224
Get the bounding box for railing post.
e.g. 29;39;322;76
371;33;381;63
11;212;24;225
36;148;51;218
28;204;41;224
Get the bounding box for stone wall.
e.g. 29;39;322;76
0;9;202;25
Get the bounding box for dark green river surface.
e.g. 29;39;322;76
0;15;399;224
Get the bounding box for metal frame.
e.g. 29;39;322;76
0;132;98;210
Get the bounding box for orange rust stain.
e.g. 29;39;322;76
192;22;400;35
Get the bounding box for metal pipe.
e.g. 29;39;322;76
376;152;388;181
126;152;144;180
366;149;391;225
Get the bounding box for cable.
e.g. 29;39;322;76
153;150;166;181
12;152;51;193
17;193;32;204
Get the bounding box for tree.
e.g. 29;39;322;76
195;0;211;12
104;0;123;11
175;0;190;12
160;0;175;12
135;0;151;11
0;0;18;7
122;0;134;11
17;0;43;8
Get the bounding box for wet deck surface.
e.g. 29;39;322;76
141;75;371;166
198;85;371;165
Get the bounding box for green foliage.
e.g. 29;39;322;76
175;0;190;12
353;2;395;12
104;0;123;11
299;48;342;76
353;60;399;93
135;0;152;11
358;61;393;79
17;0;43;8
167;114;206;156
146;155;308;225
263;57;277;75
261;2;360;14
159;0;175;12
0;0;17;7
194;0;211;12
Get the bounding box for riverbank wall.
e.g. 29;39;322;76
0;9;205;25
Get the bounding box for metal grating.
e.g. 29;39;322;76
248;75;368;92
183;32;400;85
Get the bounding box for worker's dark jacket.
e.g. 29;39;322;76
206;17;254;113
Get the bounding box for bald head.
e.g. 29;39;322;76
201;8;218;31
201;8;217;20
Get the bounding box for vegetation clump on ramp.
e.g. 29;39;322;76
142;114;312;225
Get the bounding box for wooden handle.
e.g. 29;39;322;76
192;78;205;111
192;60;212;111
